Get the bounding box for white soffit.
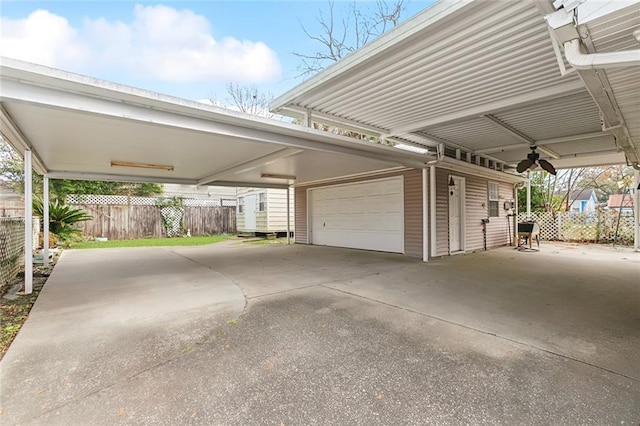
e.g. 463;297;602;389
0;58;433;188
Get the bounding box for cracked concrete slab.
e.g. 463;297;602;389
0;241;638;424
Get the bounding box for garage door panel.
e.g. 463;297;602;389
309;176;404;253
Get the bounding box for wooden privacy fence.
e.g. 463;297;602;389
67;195;236;240
517;211;636;245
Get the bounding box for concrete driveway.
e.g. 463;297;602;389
1;241;639;424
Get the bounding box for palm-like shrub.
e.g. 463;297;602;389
33;198;93;241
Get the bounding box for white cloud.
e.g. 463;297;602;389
0;5;282;83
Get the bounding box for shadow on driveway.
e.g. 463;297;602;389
1;241;638;424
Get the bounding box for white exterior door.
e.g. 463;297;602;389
244;195;257;231
449;176;465;253
309;176;404;253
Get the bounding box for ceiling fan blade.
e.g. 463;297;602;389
517;158;534;173
538;159;557;175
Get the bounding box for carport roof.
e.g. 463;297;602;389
0;58;444;189
271;0;640;170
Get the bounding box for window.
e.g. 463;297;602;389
258;192;266;212
488;182;499;217
238;197;244;213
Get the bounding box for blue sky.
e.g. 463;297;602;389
1;1;432;104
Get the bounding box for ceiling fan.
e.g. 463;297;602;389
516;146;557;175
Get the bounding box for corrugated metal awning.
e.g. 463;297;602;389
272;0;640;170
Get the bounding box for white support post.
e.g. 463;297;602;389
286;186;291;245
422;168;429;262
634;169;639;252
43;176;49;267
24;150;33;294
303;109;312;128
429;165;437;258
526;172;531;220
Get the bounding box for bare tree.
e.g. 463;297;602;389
294;0;408;76
211;83;275;118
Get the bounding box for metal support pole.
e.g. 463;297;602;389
286;186;291;245
429;166;437;258
24;150;33;294
43;176;49;267
422;168;428;262
303;109;312;128
526;172;531;220
634;169;639;252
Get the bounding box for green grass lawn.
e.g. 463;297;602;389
71;234;237;249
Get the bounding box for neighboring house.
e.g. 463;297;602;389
607;194;635;214
162;184;236;206
558;189;598;213
237;188;294;235
0;182;24;217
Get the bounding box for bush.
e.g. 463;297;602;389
33;198;92;244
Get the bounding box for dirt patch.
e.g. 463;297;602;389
1;259;57;360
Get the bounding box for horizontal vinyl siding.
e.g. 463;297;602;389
435;168;449;256
485;181;513;249
465;177;487;252
295;189;308;244
404;170;423;258
237;213;245;231
436;168;514;255
256;212;268;232
266;188;295;232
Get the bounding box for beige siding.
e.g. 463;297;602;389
237;188;263;232
237;187;294;233
404;170;423;258
295;189;308;243
485;181;514;249
237;210;245;231
435;168;450;256
265;188;295;232
435;169;514;255
465;177;487;252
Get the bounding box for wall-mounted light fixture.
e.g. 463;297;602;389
111;161;174;171
261;173;297;180
449;176;455;187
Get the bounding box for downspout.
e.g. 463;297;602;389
286;186;291;245
563;38;640;70
422;168;428;262
429;165;437;258
546;10;640;70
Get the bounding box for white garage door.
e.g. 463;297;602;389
309;176;404;253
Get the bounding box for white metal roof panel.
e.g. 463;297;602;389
273;0;638;170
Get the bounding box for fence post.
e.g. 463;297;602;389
557;213;562;240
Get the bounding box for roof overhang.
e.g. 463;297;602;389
0;58;445;189
271;0;640;172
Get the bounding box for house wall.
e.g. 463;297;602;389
295;167;516;258
435;168;514;256
294;170;425;257
163;184;236;201
435;168;450;257
265;188;295;233
237;187;294;233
